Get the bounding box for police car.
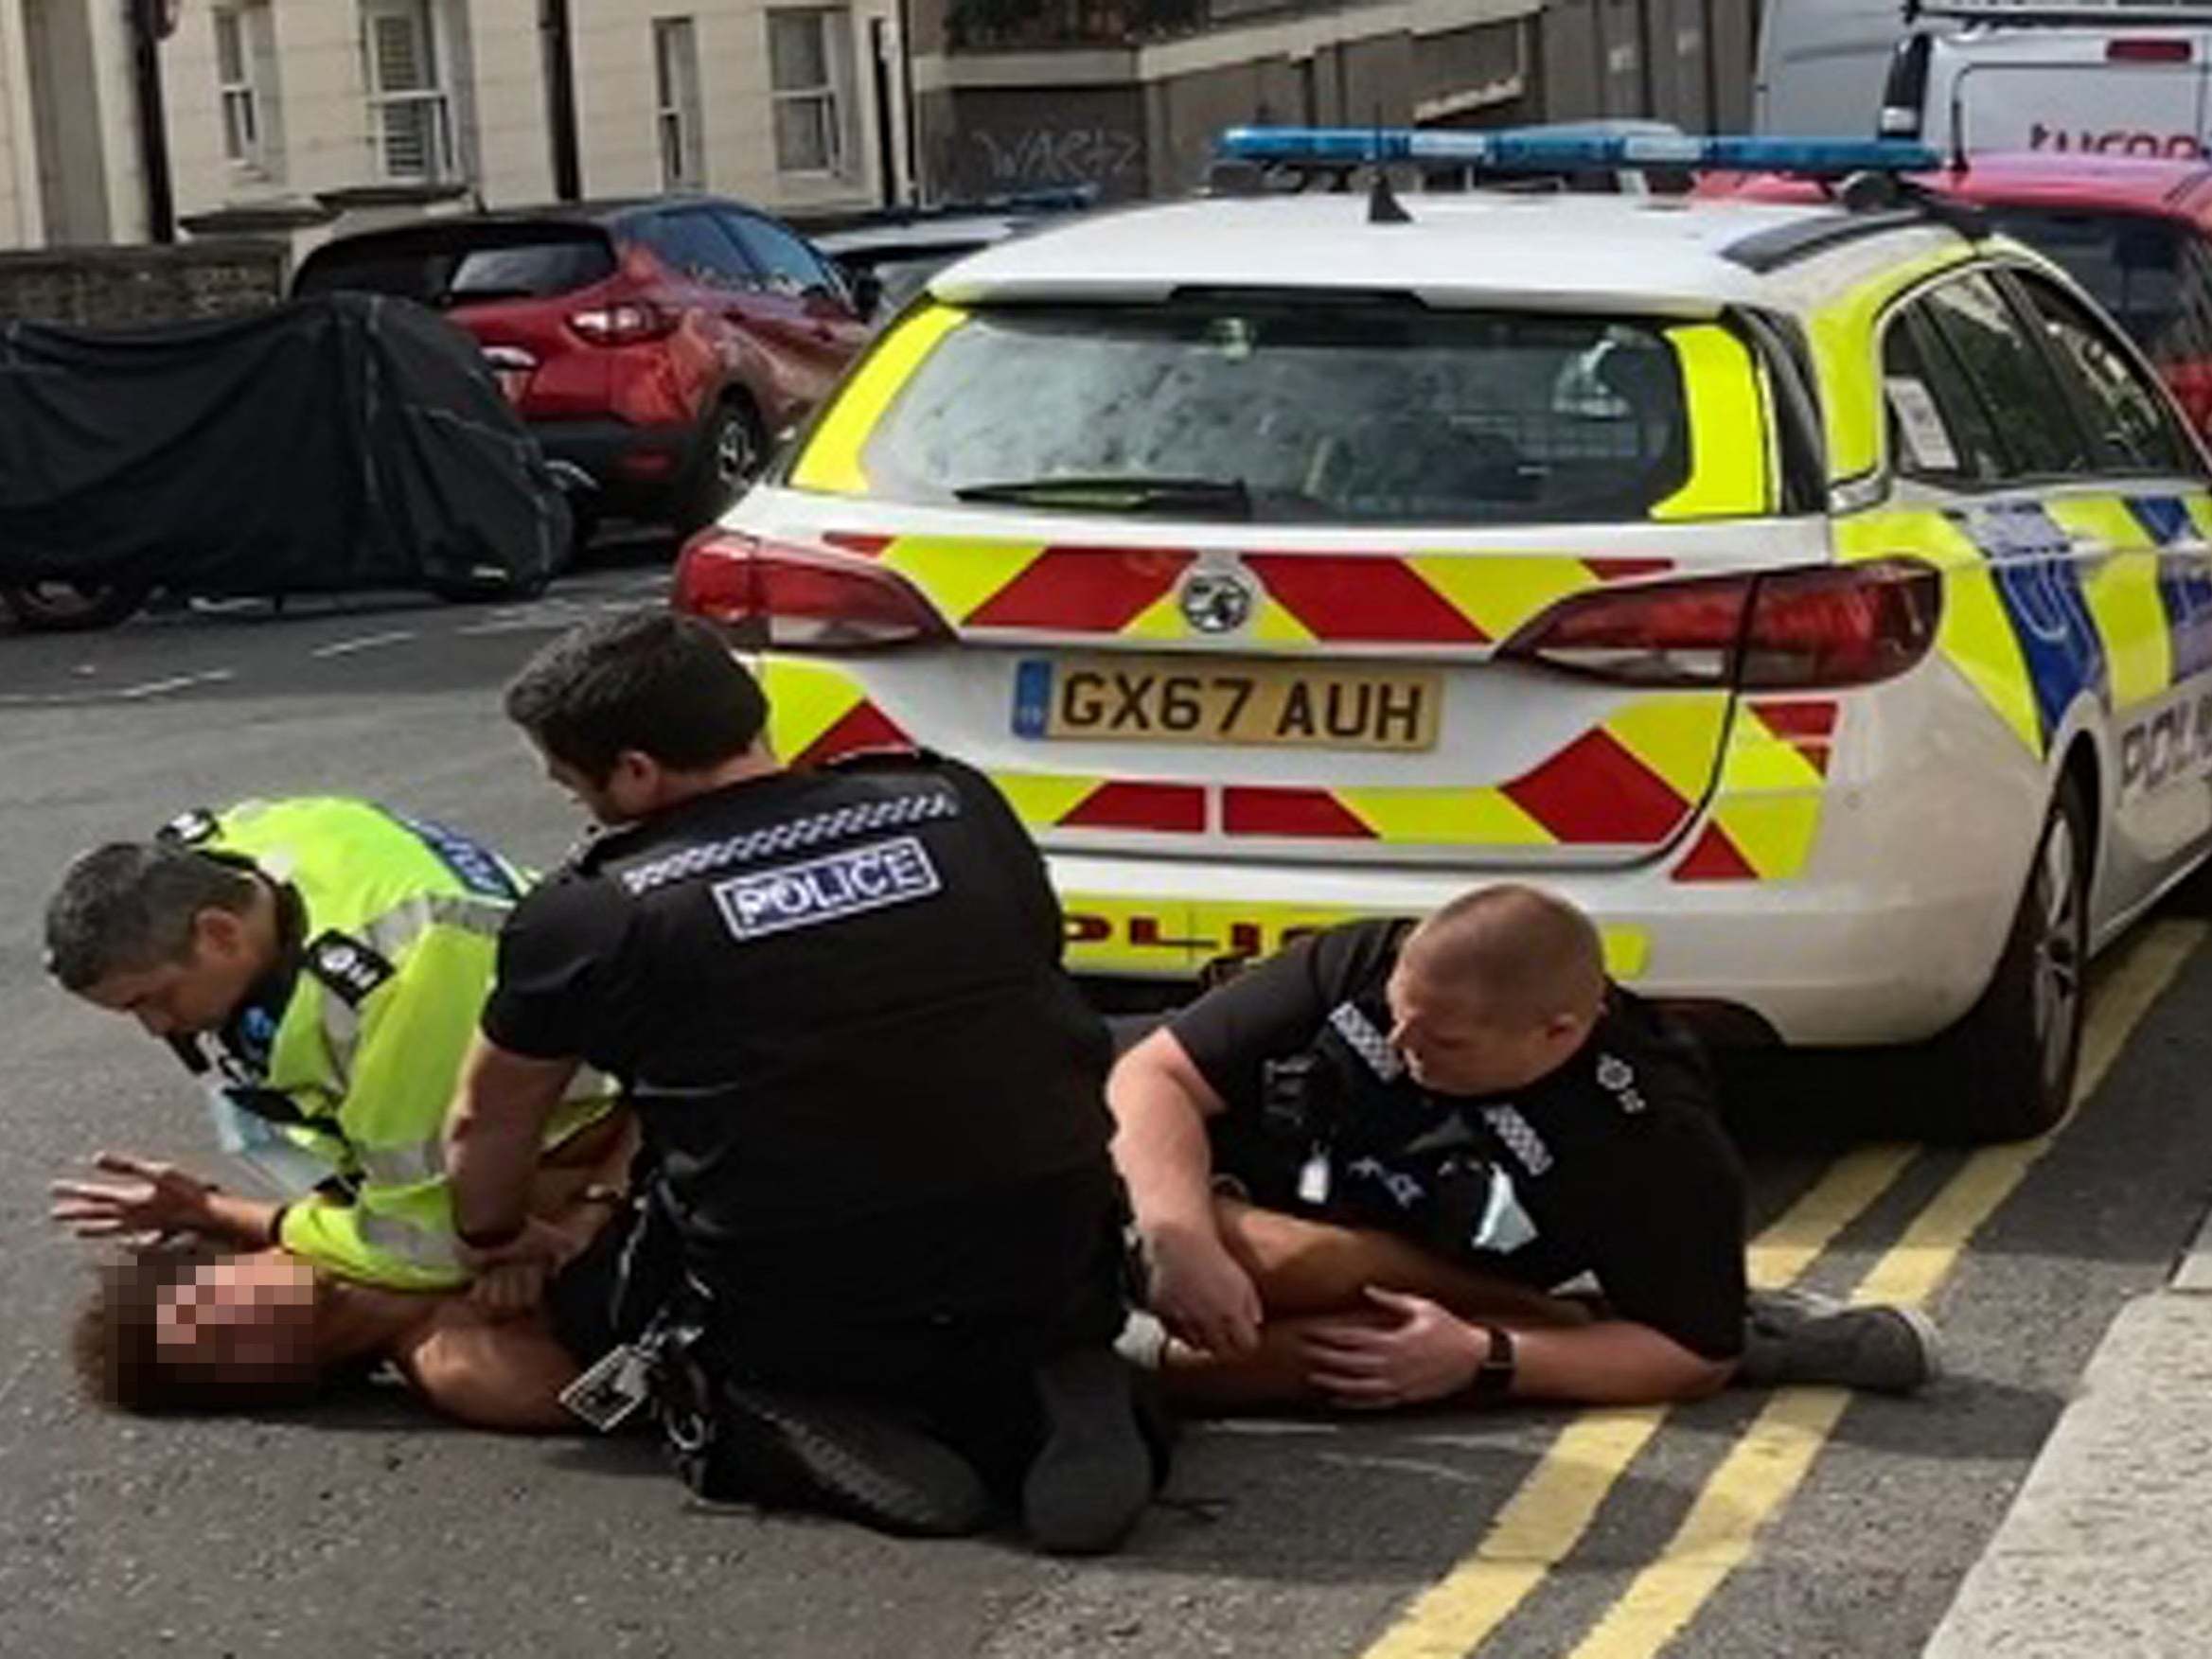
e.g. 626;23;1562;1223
674;130;2212;1140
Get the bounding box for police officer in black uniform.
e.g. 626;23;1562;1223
443;611;1156;1553
1109;886;1939;1410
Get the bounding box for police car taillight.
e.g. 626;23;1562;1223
1500;559;1940;689
671;531;949;650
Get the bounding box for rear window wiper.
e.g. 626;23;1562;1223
954;474;1253;519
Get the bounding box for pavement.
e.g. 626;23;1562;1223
9;568;2212;1658
1920;1188;2212;1658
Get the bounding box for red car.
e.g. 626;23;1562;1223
293;197;870;535
1703;153;2212;434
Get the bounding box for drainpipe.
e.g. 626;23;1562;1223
127;0;175;242
540;0;581;201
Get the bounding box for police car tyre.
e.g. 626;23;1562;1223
672;397;764;534
1920;775;2090;1143
1;575;155;632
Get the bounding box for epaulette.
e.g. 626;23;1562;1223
821;743;936;772
303;929;396;1007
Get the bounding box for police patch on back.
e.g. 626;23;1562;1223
711;836;942;941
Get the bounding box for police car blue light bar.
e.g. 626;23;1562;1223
1215;128;1945;177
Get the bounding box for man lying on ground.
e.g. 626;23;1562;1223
56;1131;631;1430
1109;883;1938;1411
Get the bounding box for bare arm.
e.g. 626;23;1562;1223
1303;1288;1735;1409
1508;1319;1735;1405
444;1036;581;1243
1108;1027;1227;1236
49;1153;282;1249
1107;1028;1264;1355
388;1302;584;1432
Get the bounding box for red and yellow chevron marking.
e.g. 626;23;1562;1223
760;663;1761;862
1672;698;1837;882
825;536;1678;649
756;658;914;769
1223;694;1729;849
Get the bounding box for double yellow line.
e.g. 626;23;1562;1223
1358;917;2206;1659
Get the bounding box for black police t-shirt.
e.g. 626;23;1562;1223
1169;918;1748;1361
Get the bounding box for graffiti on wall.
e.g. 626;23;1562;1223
968;124;1143;190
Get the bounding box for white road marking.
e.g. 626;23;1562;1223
310;629;417;659
114;670;236;698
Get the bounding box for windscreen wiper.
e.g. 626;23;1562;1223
954;475;1253;518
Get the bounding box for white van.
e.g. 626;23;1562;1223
1755;0;1944;137
1880;0;2212;158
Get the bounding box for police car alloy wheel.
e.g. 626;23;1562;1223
1921;777;2090;1143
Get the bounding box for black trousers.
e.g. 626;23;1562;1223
550;1161;1132;1491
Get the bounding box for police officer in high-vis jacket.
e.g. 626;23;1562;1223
444;610;1157;1555
44;798;617;1290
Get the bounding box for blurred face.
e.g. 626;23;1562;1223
1384;952;1590;1097
154;1251;322;1387
79;907;264;1038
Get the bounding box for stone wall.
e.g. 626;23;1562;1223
0;239;286;327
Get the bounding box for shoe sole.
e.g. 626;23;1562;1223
1025;1350;1154;1555
1890;1303;1944;1393
721;1385;990;1538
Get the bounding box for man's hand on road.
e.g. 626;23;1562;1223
1142;1221;1265;1356
1301;1285;1486;1409
48;1152;218;1243
458;1216;577;1318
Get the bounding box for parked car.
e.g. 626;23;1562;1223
292;196;870;537
1703;152;2212;435
677;129;2212;1141
811;189;1096;324
0;293;570;631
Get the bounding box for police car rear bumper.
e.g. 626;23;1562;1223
1052;844;2020;1048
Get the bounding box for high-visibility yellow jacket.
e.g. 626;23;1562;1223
177;797;612;1290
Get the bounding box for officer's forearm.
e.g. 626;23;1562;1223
444;1036;575;1241
202;1190;287;1248
1107;1032;1221;1237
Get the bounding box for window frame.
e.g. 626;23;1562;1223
641;207;761;291
1995;262;2207;482
361;0;458;185
213;6;263;171
653;16;705;192
1885;265;2102;489
1879;298;2011;490
766;7;850;178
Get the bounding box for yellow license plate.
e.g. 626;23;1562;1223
1012;656;1440;751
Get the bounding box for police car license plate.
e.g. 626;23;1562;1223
1012;656;1440;751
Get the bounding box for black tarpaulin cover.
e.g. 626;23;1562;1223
0;291;568;593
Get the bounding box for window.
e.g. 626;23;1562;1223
1919;272;2097;480
1882;306;2008;485
721;210;835;296
362;0;456;182
654;17;704;190
2010;271;2195;476
852;301;1695;525
642;210;756;289
768;9;851;176
214;7;261;168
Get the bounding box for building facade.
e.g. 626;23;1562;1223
0;0;911;256
911;0;1759;203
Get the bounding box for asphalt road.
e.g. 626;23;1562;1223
4;569;2210;1659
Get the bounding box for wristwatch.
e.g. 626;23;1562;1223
1470;1325;1517;1400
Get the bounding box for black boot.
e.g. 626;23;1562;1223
667;1370;992;1538
1023;1347;1158;1555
